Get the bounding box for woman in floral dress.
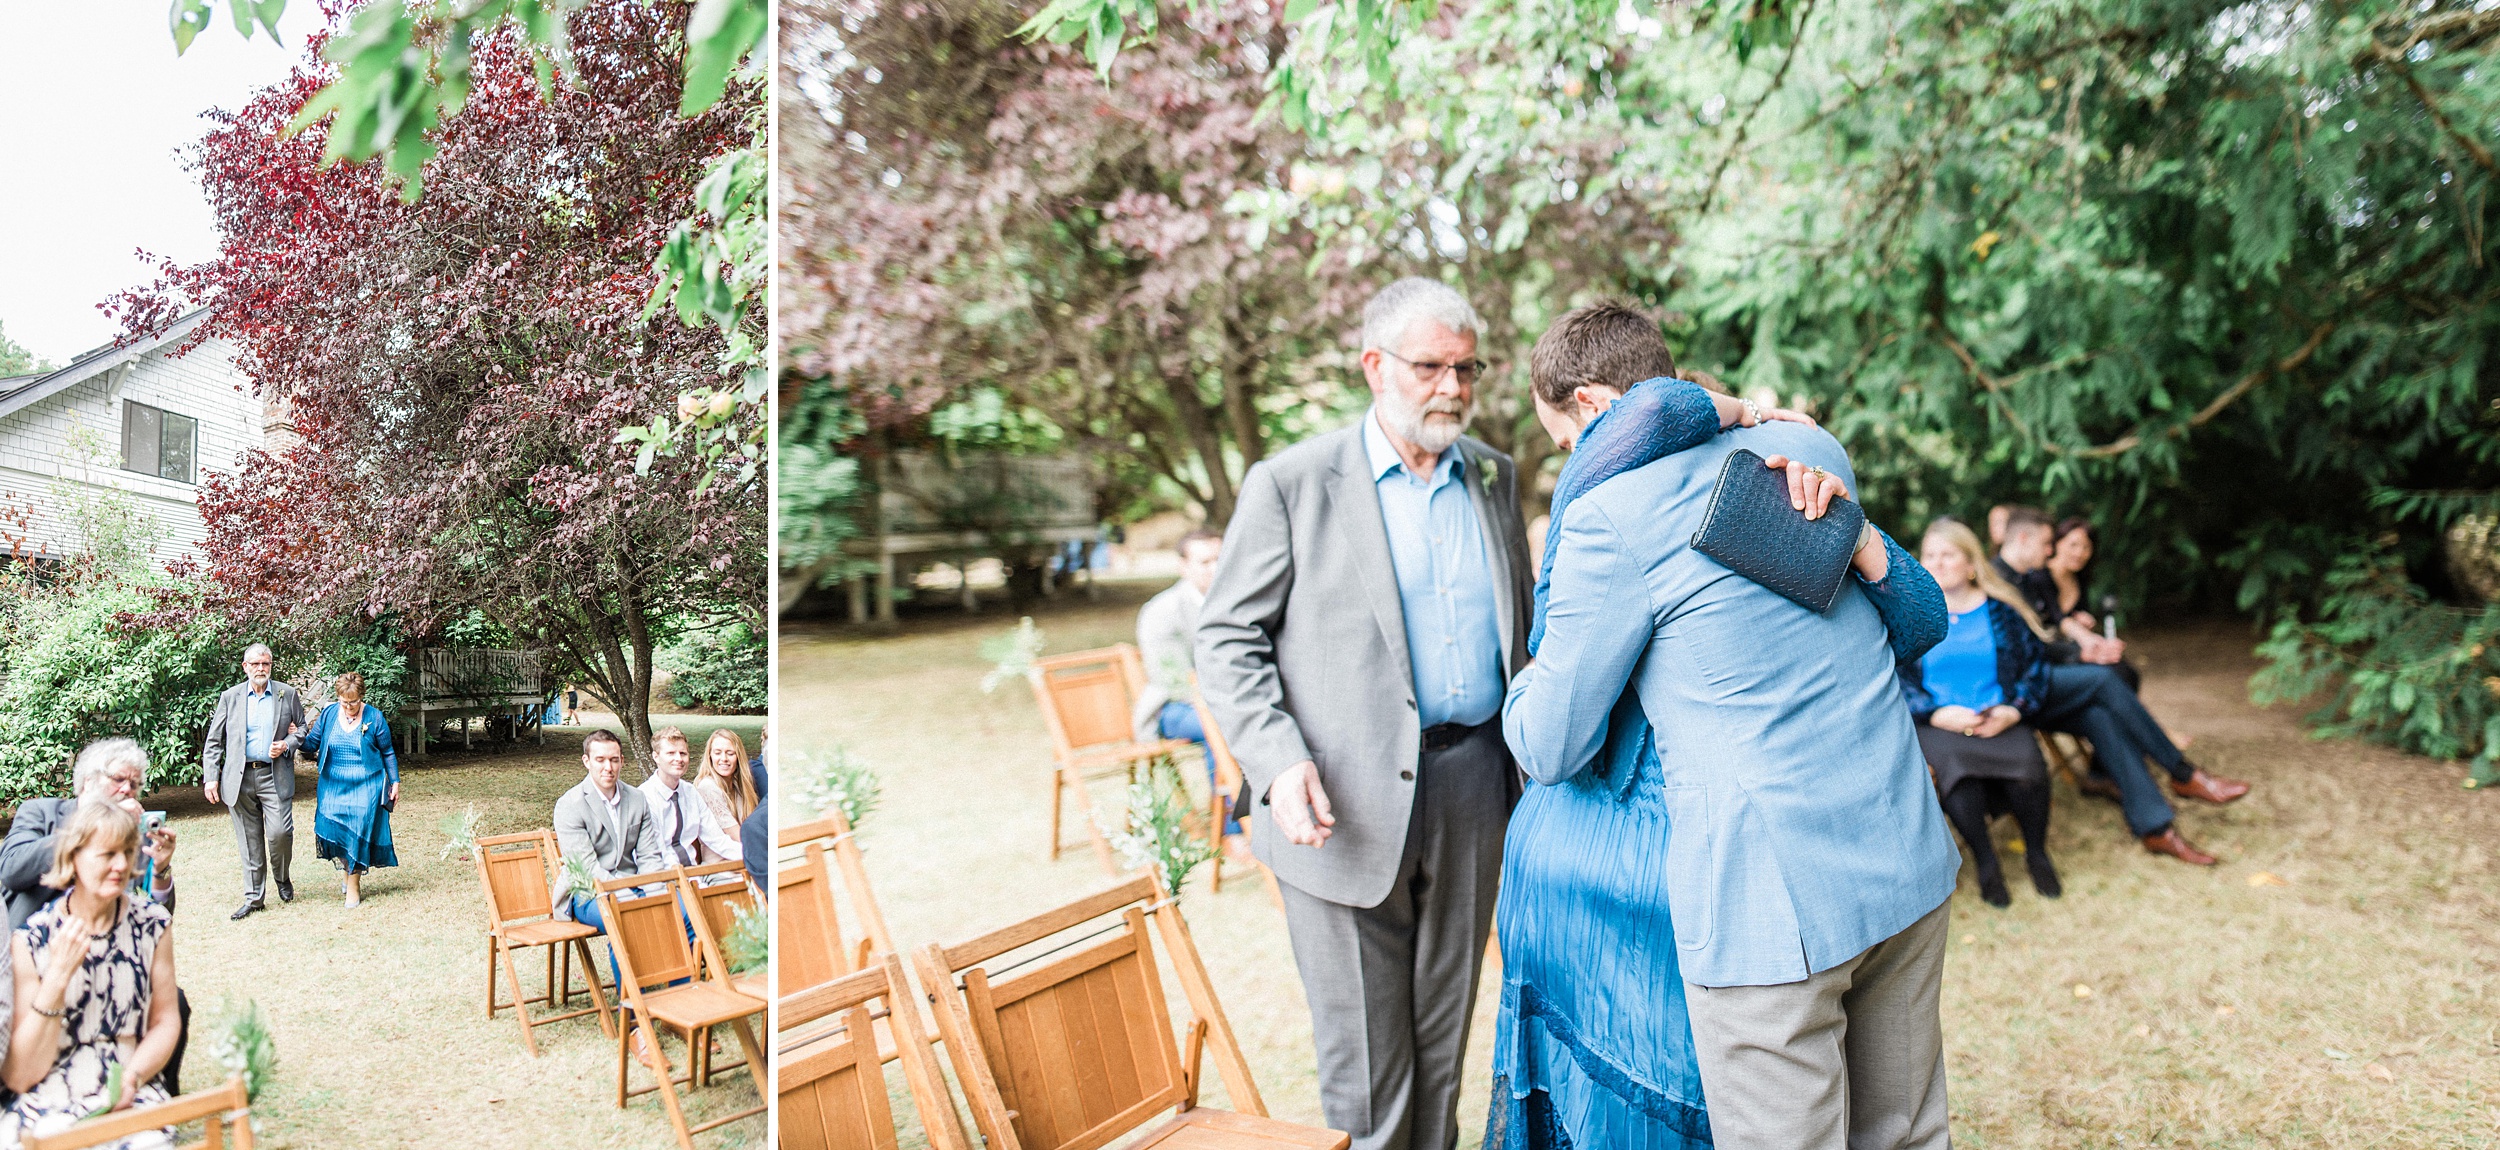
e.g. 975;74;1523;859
1;801;180;1148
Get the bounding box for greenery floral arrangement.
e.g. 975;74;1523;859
437;804;484;861
788;745;883;829
978;616;1047;693
208;997;277;1102
551;853;599;906
723;901;769;974
1101;754;1218;899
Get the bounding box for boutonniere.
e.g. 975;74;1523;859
1478;457;1500;495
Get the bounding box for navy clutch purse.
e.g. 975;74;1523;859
1690;447;1866;613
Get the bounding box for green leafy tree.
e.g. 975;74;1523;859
0;319;50;377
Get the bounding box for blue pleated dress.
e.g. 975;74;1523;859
1489;379;1946;1149
305;702;400;874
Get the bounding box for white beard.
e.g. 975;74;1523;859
1379;385;1472;454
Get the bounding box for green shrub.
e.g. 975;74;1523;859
0;571;239;803
661;622;767;712
2253;550;2500;789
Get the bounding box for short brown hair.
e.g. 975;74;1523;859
582;729;623;756
43;801;140;891
1529;302;1677;410
2003;506;2055;538
1178;528;1222;558
652;726;690;751
332;671;364;696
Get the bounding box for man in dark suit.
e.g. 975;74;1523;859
201;643;306;919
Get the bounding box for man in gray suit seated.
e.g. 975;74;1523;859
1199;277;1533;1150
553;730;668;967
201;643;305;920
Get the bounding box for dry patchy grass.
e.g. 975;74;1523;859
137;713;766;1149
785;580;2498;1149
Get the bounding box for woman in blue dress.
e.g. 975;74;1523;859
298;672;400;908
1489;367;1948;1149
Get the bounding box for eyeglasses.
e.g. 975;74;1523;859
1380;349;1488;385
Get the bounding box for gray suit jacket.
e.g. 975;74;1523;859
201;680;306;802
1196;423;1532;908
553;776;670;886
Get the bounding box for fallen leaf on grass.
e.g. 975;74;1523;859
2073;984;2094;999
2324;1047;2352;1061
2214;1005;2235;1017
2135;1024;2151;1037
2247;871;2289;887
1962;934;1976;945
2366;1063;2395;1081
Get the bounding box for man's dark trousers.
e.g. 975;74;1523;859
2033;664;2187;836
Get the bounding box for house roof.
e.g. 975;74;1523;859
0;309;213;424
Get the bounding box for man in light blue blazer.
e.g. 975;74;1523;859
1504;418;1962;1150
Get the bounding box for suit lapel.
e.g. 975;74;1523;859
1456;440;1520;669
1328;427;1415;694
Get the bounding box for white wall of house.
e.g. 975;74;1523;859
0;335;265;566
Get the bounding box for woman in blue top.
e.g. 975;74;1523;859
1898;518;2059;908
297;672;400;908
1488;324;1949;1150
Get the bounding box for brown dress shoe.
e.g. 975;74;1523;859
2076;774;2123;803
2172;768;2251;804
2142;827;2219;866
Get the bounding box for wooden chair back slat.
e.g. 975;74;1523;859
779;955;973;1150
940;900;1189;1150
601;873;698;990
942;873;1158;970
674;861;756;979
1029;646;1148;753
476;831;560;923
21;1076;253;1150
777;844;851;987
780;1003;897;1150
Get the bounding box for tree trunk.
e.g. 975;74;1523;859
1162;374;1238;526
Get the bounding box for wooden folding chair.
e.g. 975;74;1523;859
916;875;1349;1150
597;871;768;1150
22;1075;254;1150
778;953;973;1150
475;829;613;1054
776;810;898;991
1028;644;1199;872
677;859;764;1089
2037;729;2091;790
1187;683;1255;894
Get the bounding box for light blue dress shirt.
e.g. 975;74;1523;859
1363;410;1504;728
243;686;276;763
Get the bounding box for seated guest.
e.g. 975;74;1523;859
2031;517;2142;687
740;803;768;897
1899;519;2061;907
1;803;181;1147
0;740;189;1098
553;731;668;945
695;729;760;844
1131;528;1248;851
298;673;400;908
639;728;740;866
1999;510;2137;687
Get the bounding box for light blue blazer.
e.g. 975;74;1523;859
1502;421;1960;988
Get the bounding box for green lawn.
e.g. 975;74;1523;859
784;578;2499;1149
134;712;766;1149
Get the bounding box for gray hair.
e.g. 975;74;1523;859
72;738;147;796
242;643;274;663
1361;277;1485;354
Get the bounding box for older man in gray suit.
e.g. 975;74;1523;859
202;643;306;920
1198;277;1533;1150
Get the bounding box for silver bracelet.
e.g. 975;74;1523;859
1739;398;1762;426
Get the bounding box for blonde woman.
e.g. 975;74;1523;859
1;803;180;1147
695;729;760;834
1896;519;2059;907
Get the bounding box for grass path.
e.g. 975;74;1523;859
784;580;2498;1149
139;712;766;1149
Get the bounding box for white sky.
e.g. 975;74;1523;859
0;5;300;366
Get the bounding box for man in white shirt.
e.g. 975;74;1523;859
637;727;740;868
1133;529;1247;846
